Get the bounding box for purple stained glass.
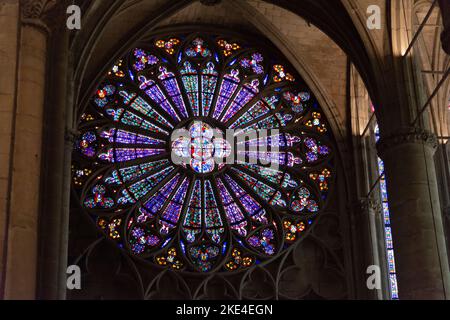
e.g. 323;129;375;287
216;178;247;236
212;70;240;119
159;178;189;234
139;75;181;122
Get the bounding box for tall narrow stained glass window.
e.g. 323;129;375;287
72;33;335;273
374;124;399;299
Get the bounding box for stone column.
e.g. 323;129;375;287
361;198;390;300
377;127;450;299
36;22;71;299
2;0;56;299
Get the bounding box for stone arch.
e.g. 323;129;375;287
61;0;370;299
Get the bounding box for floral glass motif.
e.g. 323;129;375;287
225;248;254;271
217;39;240;56
172;122;231;173
72;33;334;273
283;220;306;242
155;38;180;55
239;52;264;74
185;38;212;58
273;65;295;82
305;112;327;133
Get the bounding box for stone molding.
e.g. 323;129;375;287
20;0;63;34
376;127;438;159
200;0;222;6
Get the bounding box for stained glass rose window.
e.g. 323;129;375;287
72;33;334;273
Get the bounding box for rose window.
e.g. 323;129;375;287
72;32;334;273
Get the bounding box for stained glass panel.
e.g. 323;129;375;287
72;32;334;273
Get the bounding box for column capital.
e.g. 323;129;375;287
20;0;65;34
360;198;383;216
376;127;438;159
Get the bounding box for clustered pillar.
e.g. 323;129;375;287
0;0;53;299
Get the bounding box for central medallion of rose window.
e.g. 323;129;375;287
172;122;231;173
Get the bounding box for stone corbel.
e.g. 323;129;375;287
438;0;450;54
376;127;438;159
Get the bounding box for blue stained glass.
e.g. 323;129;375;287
180;62;200;116
105;159;171;185
221;80;259;123
138;75;181;122
185;38;211;58
119;90;137;105
119;166;174;202
158;67;189;118
234;114;285;136
223;174;267;224
84;184;114;209
231;168;287;207
101;128;165;146
119;110;169;135
237;163;298;189
304;137;330;163
122;93;173;129
387;249;396;273
216;178;247;236
382;202;391;225
238;133;300;148
138;174;181;222
159;178;189;234
238;151;301;167
374;124;398;299
385;227;393;249
204;180;224;243
116;148;164;162
378;158;385;175
229;97;276;129
201;63;218;117
380;179;388;202
106;108;124;121
239;52;264;74
183;180;202;243
212;70;240;119
390;274;399;299
189;245;219;272
98;147;165;163
132;48;158;72
94;84;116;108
